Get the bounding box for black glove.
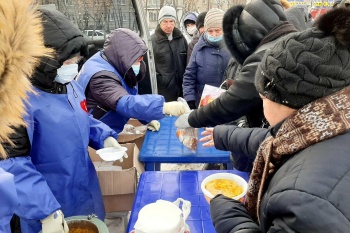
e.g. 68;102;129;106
187;100;196;109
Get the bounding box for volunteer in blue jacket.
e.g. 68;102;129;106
12;8;125;233
76;28;189;134
0;1;72;233
0;169;17;233
182;8;231;109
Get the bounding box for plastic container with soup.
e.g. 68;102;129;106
201;173;248;203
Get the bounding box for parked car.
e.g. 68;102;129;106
83;29;106;41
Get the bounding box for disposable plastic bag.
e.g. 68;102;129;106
176;98;198;151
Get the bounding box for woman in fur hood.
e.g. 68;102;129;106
0;0;53;232
208;7;350;233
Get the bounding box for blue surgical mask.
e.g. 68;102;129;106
206;34;223;43
131;64;140;76
55;64;78;84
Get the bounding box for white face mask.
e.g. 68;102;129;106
55;64;78;84
186;26;197;36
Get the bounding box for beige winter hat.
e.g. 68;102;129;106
204;8;224;31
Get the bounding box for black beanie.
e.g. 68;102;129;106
196;12;207;30
255;7;350;109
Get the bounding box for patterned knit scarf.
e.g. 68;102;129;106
245;86;350;223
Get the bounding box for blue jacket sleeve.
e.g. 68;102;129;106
0;157;61;221
116;94;165;122
182;45;199;102
210;195;261;233
0;168;17;231
88;115;119;149
213;125;270;172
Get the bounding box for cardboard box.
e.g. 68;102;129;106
89;143;143;212
118;119;146;151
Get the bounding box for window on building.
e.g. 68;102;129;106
122;12;127;21
65;0;73;6
120;0;126;5
150;0;158;5
149;12;157;21
109;11;114;21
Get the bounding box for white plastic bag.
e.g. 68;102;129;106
176;98;198;151
133;198;191;233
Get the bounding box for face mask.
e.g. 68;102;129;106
55;64;78;84
206;34;223;43
132;64;140;76
186;26;197;36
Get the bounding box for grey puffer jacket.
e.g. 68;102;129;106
210;124;350;232
151;25;188;101
188;0;296;128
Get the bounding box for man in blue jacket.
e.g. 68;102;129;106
76;28;189;134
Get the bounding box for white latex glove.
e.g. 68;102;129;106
103;136;128;162
199;127;215;147
147;120;160;131
174;112;191;129
41;210;69;233
163;101;190;116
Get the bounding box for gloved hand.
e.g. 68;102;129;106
174;112;191;129
187;101;196;110
147;120;161;131
41;210;69;233
103;136;128;162
163;101;190;116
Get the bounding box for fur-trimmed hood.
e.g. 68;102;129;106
223;0;287;64
0;0;50;157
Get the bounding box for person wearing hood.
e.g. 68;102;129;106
11;8;125;233
151;6;188;101
182;11;198;43
183;8;231;109
187;11;207;64
207;8;350;232
176;0;297;130
0;1;69;232
76;28;189;134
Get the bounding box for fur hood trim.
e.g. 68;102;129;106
314;7;350;49
0;0;51;158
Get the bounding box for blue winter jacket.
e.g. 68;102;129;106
183;34;231;106
77;28;165;134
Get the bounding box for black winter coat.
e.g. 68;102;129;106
210;124;350;232
188;0;293;128
213;125;269;171
151;25;188;101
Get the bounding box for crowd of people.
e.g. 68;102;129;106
1;0;349;232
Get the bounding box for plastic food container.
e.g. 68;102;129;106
201;173;248;203
96;147;127;161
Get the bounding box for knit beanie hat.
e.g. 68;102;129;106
196;12;207;30
158;6;177;23
204;8;224;31
255;7;350;109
